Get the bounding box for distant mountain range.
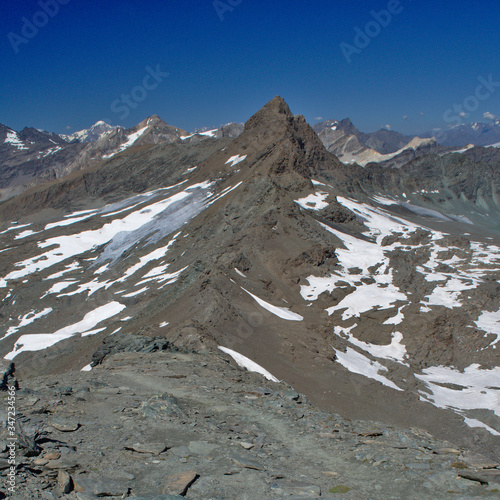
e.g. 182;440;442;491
313;119;444;167
424;119;500;147
313;118;500;166
1;113;498;202
0;118;244;201
60;121;117;143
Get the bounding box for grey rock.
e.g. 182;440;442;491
46;458;79;470
188;440;218;455
230;454;266;470
170;446;191;458
162;470;199;496
124;442;169;455
57;470;72;494
239;441;254;450
132;496;185;500
272;482;322;497
50;420;80;432
459;469;500;485
73;477;129;497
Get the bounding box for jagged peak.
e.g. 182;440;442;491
243;96;294;133
262;96;293;115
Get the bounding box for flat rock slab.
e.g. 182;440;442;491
434;448;461;455
231;454;266;470
271;480;322;498
74;477;129;497
51;421;80;432
239;441;254;450
188;441;218;455
163;470;199;496
170;445;191;458
459;469;500;485
124;442;169;455
132;496;185;499
46;458;79;470
462;451;500;469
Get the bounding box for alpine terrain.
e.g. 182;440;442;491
0;97;499;499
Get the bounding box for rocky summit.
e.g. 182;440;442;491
0;97;499;499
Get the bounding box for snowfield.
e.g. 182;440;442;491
5;302;126;359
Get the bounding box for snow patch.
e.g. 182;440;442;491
295;192;329;211
335;327;407;363
103;126;148;158
415;364;500;421
225;154;247;167
4;131;28;150
474;310;500;346
218;346;279;382
334;347;402;391
4;302;126;359
242;287;303;321
1;308;53;341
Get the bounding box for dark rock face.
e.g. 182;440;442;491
0;362;18;391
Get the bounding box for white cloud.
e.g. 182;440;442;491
315;116;323;121
402;115;408;120
459;112;468;119
384;124;391;130
483;111;498;121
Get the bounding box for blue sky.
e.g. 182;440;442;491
1;0;499;136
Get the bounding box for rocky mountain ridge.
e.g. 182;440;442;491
0;118;245;201
59;121;118;144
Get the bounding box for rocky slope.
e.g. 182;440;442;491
1;340;498;499
0;97;499;498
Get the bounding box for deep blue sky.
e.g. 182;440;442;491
2;0;499;136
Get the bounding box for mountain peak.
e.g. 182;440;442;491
263;95;292;114
137;115;165;128
134;115;187;137
243;96;295;135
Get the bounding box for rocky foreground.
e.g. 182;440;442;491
1;336;499;499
